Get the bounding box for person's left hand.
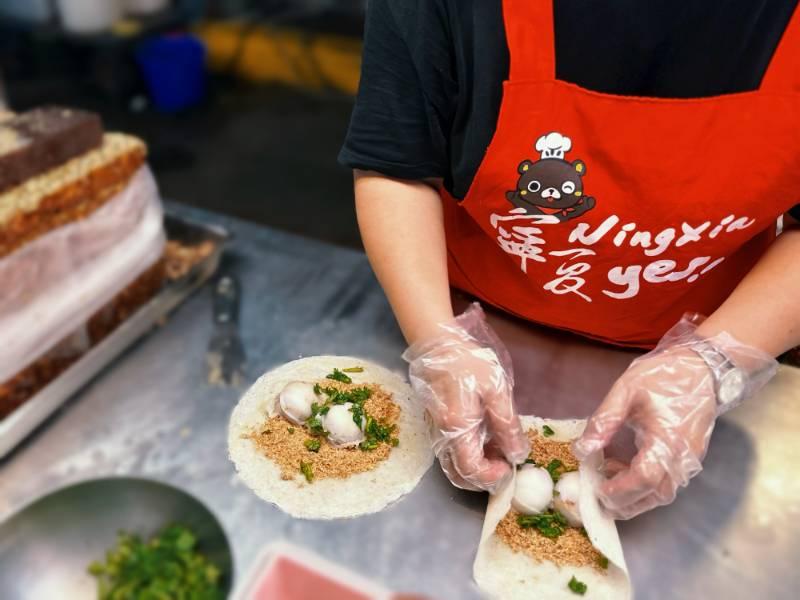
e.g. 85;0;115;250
573;345;717;519
573;315;777;520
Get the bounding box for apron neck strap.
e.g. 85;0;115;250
760;3;800;92
505;0;556;81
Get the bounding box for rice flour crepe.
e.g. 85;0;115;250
474;416;632;600
228;356;433;519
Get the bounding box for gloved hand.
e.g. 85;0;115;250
573;314;778;519
403;303;530;493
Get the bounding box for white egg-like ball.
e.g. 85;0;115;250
278;382;319;425
322;402;365;447
512;465;554;515
553;471;583;527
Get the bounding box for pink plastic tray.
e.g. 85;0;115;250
234;541;393;600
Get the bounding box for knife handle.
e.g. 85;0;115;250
213;274;240;326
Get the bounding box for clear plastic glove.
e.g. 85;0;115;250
403;303;530;493
573;314;778;519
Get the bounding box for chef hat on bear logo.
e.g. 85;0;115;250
535;132;572;160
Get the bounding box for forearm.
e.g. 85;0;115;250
697;227;800;357
354;170;454;344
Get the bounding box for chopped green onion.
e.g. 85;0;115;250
568;576;587;595
598;554;609;569
287;427;295;434
304;438;321;452
542;425;555;437
300;461;314;483
342;366;364;373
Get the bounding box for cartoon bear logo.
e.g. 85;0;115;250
506;132;596;221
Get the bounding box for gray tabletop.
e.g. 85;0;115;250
1;203;799;600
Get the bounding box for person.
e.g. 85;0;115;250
339;0;800;519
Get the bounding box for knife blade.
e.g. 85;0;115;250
206;274;246;387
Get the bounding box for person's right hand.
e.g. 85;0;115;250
403;303;530;493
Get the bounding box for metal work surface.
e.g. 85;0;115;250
1;203;799;599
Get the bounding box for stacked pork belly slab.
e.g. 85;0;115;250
0;107;166;417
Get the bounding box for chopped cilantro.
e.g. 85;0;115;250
542;425;555;437
367;416;395;441
88;525;223;600
350;402;365;428
359;416;396;451
300;461;314;483
545;458;576;483
390;437;400;447
310;402;329;417
307;380;397;452
314;385;376;435
304;438;321;452
318;386;371;405
517;510;569;539
305;415;327;437
350;387;372;402
305;403;331;436
568;576;587;595
598;554;609;569
287;427;295;434
326;368;352;384
342;366;364;373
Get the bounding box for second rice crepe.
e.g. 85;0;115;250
474;416;632;600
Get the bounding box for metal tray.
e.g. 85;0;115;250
0;212;229;459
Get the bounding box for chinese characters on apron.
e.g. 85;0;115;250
443;0;800;347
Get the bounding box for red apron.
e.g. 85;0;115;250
443;0;800;348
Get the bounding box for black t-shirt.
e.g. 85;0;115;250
340;0;799;209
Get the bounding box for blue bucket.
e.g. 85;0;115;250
136;34;207;113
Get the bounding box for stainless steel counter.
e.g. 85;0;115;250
2;203;799;600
